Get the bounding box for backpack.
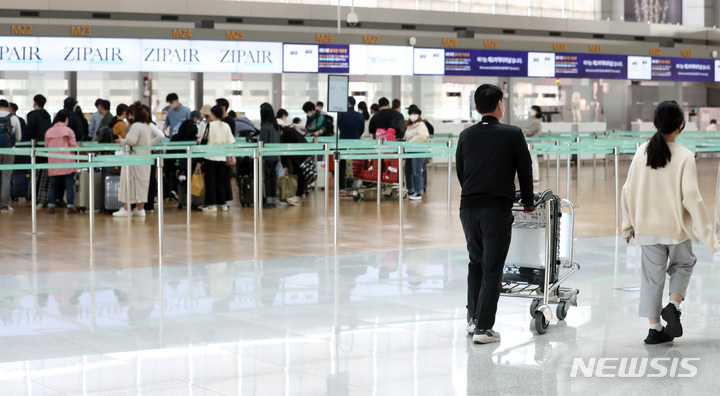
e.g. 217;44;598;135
0;114;16;148
323;114;335;136
97;126;114;143
424;119;434;135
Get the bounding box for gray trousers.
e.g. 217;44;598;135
0;154;14;207
639;240;697;318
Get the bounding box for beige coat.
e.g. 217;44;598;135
119;122;164;204
621;142;719;253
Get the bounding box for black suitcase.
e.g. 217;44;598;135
11;170;30;200
236;156;253;177
503;190;561;289
237;175;254;207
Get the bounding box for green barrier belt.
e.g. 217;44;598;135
36;153;88;161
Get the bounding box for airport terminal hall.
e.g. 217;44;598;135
6;0;720;395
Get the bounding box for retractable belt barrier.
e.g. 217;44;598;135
5;133;720;254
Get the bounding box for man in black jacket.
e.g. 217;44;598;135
368;97;406;140
456;84;534;345
63;97;84;142
27;95;52;207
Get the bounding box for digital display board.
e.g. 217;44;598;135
318;44;349;74
283;44;319;73
413;48;445;75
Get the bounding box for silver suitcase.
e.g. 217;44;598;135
74;169;102;213
103;175;122;211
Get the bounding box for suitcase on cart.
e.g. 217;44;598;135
381;159;399;183
503;191;562;287
74;169;102;212
103;175;122;212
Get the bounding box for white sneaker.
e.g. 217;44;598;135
132;209;146;217
1;206;13;213
473;329;501;344
219;205;229;212
286;197;300;206
112;208;129;217
36;203;45;210
409;194;423;201
202;205;218;213
466;319;476;335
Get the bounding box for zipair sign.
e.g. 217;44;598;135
0;37;283;73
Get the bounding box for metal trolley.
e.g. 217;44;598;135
501;189;580;335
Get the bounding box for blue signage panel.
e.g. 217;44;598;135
581;54;627;79
672;58;713;82
474;50;527;77
444;49;474;76
651;57;674;81
555;53;583;78
318;44;349;74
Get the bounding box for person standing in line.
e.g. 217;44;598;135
88;99;104;140
0;99;22;213
75;106;89;140
165;93;191;138
44;110;79;215
337;96;365;194
315;101;327;116
259;103;281;208
27;95;52;208
303;102;326;137
200;105;235;213
358;101;371;135
112;103;165;217
216;98;236;137
99;100;113;129
622;100;719;345
457;84;534;344
368;98;406;141
523;105;542;185
112;104;130;139
405;105;430;201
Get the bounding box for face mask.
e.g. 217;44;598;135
306;112;313;118
409;114;419;122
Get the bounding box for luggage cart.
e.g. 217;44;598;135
350;159;407;202
501;189;580;335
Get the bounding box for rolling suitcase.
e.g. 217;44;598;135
74;169;102;213
237;175;254;207
103;175;122;212
178;179;205;209
11;170;30;200
503;191;561;287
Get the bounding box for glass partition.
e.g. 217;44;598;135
0;71;68;119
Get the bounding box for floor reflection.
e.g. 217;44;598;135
1;237;720;394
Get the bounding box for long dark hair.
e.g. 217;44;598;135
260;103;279;130
647;100;684;169
358;101;370;121
531;105;542;119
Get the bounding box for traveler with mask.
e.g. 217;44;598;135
457;84;534;344
622;100;719;345
405;105;430;201
165;93;191;138
45;110;79;215
523;105;542;185
303;101;326;137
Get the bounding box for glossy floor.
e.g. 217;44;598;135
1;237;720;395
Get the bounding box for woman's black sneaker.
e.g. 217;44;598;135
644;328;674;344
661;304;683;337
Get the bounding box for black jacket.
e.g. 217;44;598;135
456;116;533;210
280;126;309;170
368;109;406;140
27;109;52;164
337;107;365;140
67;112;84;142
175;119;199;142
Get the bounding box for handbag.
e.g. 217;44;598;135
191;163;205;196
200;124;210;145
226;156;237;167
299;158;317;185
278;175;298;201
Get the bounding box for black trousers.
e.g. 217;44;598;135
460;207;513;330
204;160;228;206
263;160;278;198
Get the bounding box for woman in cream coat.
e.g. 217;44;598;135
113;103;165;217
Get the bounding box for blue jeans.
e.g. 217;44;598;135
405;158;424;195
48;174;75;208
